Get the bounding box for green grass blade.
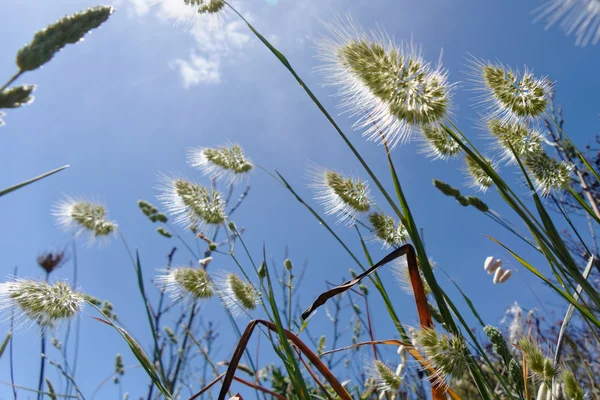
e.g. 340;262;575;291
0;165;68;197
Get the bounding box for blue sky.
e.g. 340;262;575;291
1;0;599;398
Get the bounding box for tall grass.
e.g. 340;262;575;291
1;1;599;399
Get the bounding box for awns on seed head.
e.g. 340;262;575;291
317;15;452;149
310;167;372;224
188;143;253;184
157;175;227;233
53;196;117;244
0;279;86;332
156;266;214;304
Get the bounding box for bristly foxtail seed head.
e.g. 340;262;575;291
16;6;114;72
420;123;462;160
366;359;402;394
415;327;469;387
464;155;496;192
309;167;372;224
534;0;600;47
487;119;545;165
316;16;452;149
53;197;117;244
523;152;573;196
217;272;261;317
188;143;253;185
469;58;551;125
157;175;227;233
368;212;409;249
0;279;86;332
562;369;585;400
155;267;214;304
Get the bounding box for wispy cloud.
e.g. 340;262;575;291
120;0;250;87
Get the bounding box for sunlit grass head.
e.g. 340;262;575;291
188;142;253;184
157;174;227;233
486;119;545;165
216;272;261;317
464;155;497;192
316;15;453;149
419;123;462;160
468;58;551;125
309;167;372;224
414;327;469;387
365;358;403;394
155;266;214;304
0;279;86;332
523;151;573;196
53;196;117;245
368;212;409;248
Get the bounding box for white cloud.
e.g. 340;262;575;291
121;0;251;87
170;54;221;87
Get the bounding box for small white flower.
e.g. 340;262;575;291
316;16;453;149
493;267;512;284
484;256;502;274
188;143;253;185
309;167;372;224
534;0;600;46
155;266;214;304
199;257;213;267
0;279;86;332
53;196;117;244
157;174;227;233
468;58;551;125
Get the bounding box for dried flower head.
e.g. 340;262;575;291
0;85;35;109
317;16;452;149
217;272;261;317
469;58;551;125
310;168;372;224
464;155;496;192
156;267;214;303
535;0;600;46
420;123;461;160
157;175;226;233
369;212;409;248
16;6;114;71
188;143;253;184
366;359;402;394
523;152;573;196
37;250;68;274
415;327;469;386
487;119;544;165
53;197;117;243
0;279;85;331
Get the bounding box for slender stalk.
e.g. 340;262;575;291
0;71;23;93
36;272;50;400
10;267;17;400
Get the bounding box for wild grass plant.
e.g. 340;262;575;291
1;1;600;399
